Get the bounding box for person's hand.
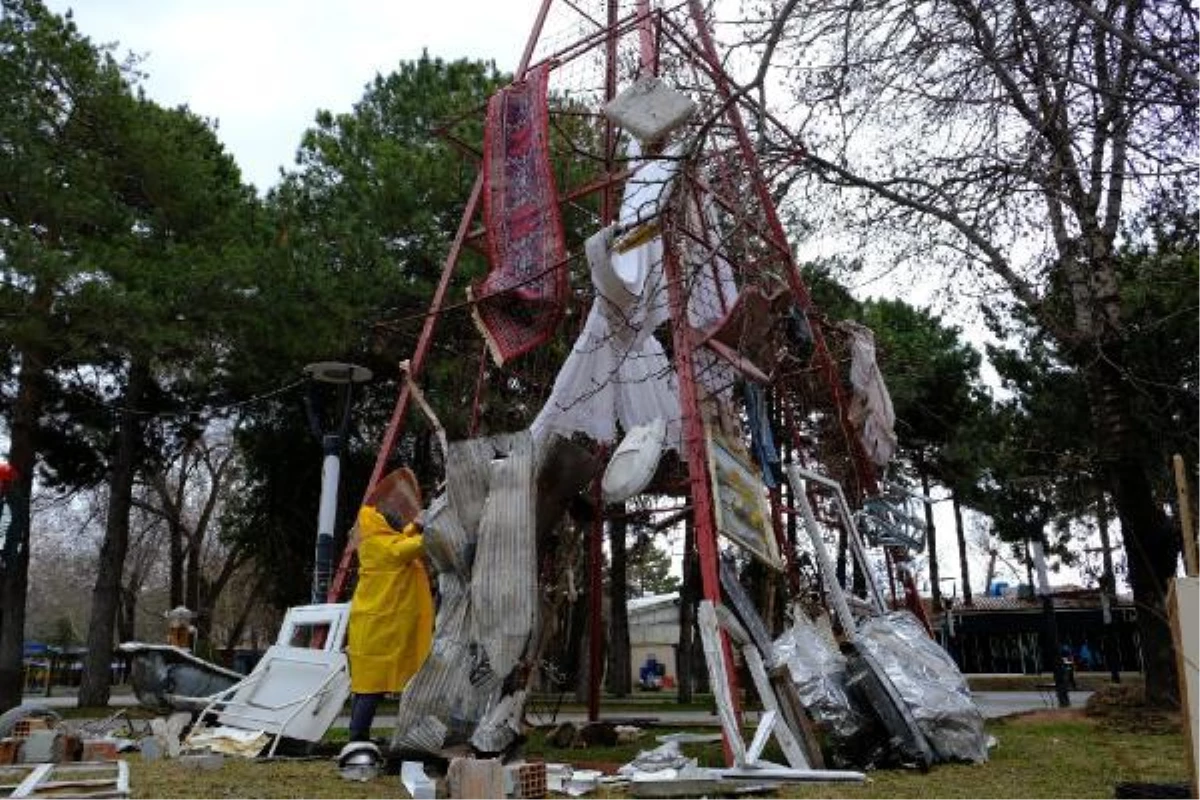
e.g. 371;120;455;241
380;508;407;531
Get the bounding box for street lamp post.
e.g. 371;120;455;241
303;362;372;605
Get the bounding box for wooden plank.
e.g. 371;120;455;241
1174;455;1198;576
715;604;751;646
770;674;828;769
10;764;52;799
1169;577;1199;798
744;709;776;765
697;601;748;766
742;646;810;769
9;762;128;800
718;557;775;658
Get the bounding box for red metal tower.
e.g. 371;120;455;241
328;0;927;760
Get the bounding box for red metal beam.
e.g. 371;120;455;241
683;0;875;503
662;207;742;766
327;0;559;602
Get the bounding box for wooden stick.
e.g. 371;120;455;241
1174;454;1198;577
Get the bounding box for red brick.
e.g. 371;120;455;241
80;740;119;761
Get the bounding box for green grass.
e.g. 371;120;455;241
123;711;1190;799
965;673;1143;693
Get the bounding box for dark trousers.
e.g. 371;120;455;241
349;692;384;742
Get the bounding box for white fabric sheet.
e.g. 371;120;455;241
531;141;682;451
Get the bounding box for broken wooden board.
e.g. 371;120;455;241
627;773;723;798
742;646;813;770
716;556;826;768
3;761;129;799
697;600;747;766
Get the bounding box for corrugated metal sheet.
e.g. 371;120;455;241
391;431;597;756
471;432;539;686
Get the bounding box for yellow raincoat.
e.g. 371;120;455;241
347;505;434;694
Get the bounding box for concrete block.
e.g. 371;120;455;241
17;730;59;763
178;753;224;771
604;76;696;144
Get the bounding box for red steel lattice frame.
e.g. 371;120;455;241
327;0;932;762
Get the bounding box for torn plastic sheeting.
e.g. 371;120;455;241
856;611;990;763
530;141;683;454
772;615;867;748
616;740;694;777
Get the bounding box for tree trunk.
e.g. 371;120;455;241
953;495;973;606
78;359;149;707
920;467;941;606
186;539;201;618
169;519;184;609
1085;349;1179;708
676;514;698;704
116;584;137;644
193;548;247;659
0;306;51;712
0;485;31;713
1096;497;1122;684
606;511;630;697
224;573;266;653
568;588;590;705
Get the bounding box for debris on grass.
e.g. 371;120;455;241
1084;684;1182;735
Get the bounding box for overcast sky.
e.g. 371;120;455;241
45;0;534;192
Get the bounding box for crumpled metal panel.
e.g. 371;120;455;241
471;432;539;687
421;492;473;579
856;611;989;764
392;431;597;756
392;574;487;751
772;616;869;754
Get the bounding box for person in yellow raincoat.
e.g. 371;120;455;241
346;503;434;742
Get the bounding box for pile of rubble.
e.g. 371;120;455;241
0;705;129;798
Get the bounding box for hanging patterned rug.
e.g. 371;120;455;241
470;63;566;366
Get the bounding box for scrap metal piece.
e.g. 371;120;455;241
715;765;865;783
786;466;886;614
857;612;990;763
471;432;539;684
771;616;867;757
120;643;242;714
393;431;599;757
786;466;857;637
843;646;934;771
